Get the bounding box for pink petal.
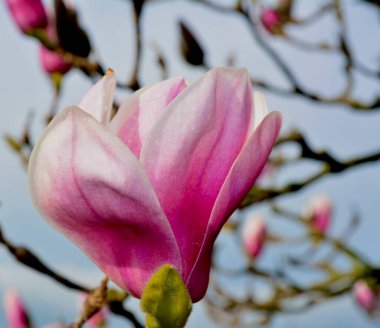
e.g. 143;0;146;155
252;91;269;130
79;69;116;124
4;290;29;328
28;106;181;298
109;77;186;158
247;91;269;136
186;112;282;301
141;67;254;284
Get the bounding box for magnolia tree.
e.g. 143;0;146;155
1;0;380;327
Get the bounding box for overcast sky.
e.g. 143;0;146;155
1;0;380;327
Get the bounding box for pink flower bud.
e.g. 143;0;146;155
242;215;266;258
305;194;332;234
28;67;282;302
260;9;282;34
4;290;30;328
353;280;377;313
5;0;48;34
39;46;72;75
39;16;72;75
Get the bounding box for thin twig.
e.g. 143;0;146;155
0;224;144;327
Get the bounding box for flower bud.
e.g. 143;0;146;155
242;215;267;258
260;9;282;34
304;194;332;234
5;0;48;34
39;46;71;75
353;280;377;313
4;290;30;328
39;16;72;76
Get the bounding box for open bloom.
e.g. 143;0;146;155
4;290;30;328
6;0;48;34
29;67;281;302
304;194;332;234
242;215;266;259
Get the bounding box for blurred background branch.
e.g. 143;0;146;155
1;0;379;327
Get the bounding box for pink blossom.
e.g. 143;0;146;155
4;290;30;328
353;280;378;314
305;194;332;234
260;8;282;34
5;0;48;34
242;215;266;258
28;67;282;302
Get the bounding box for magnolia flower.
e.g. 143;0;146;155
242;215;266;259
353;280;378;314
304;194;332;234
4;290;30;328
6;0;48;34
29;67;281;302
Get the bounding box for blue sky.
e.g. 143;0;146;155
0;0;380;327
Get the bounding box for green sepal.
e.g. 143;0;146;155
50;72;63;92
141;264;192;328
106;288;128;303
